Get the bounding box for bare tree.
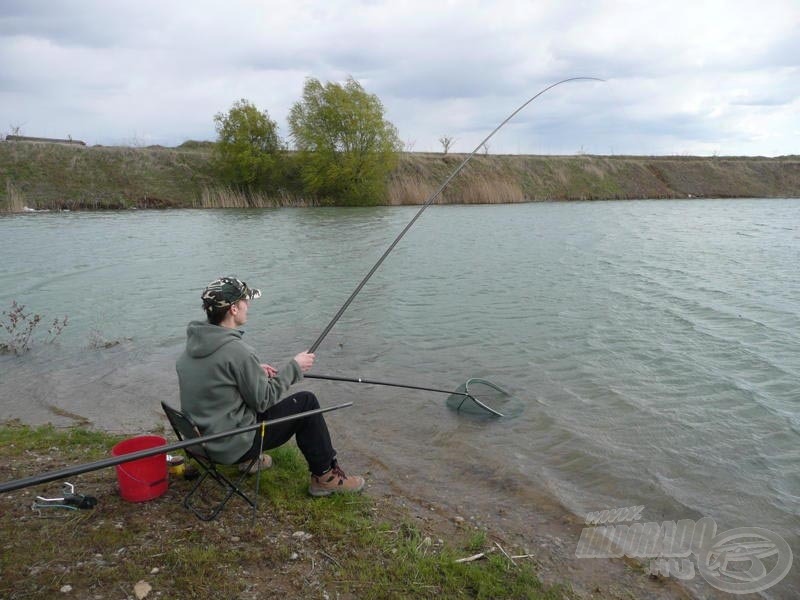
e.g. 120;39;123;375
439;135;455;154
9;123;24;136
405;139;416;152
482;142;490;156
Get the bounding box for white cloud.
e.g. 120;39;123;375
1;0;797;155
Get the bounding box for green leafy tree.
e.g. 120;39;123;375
288;77;402;205
212;99;284;191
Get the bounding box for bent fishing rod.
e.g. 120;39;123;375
308;77;603;354
0;402;352;494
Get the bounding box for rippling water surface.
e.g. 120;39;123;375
1;200;798;594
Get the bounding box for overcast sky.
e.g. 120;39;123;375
1;0;798;156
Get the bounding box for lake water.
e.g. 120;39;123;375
1;200;798;596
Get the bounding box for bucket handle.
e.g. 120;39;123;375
117;463;167;488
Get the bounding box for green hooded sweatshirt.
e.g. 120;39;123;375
175;321;303;464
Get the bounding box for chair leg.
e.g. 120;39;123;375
212;468;258;508
183;456;259;521
184;470;215;521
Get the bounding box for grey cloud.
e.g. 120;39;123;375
367;51;538;101
731;93;797;107
0;0;149;48
761;33;800;69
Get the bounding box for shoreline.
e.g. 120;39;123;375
3;195;799;221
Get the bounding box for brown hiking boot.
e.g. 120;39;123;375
309;464;365;497
239;453;272;474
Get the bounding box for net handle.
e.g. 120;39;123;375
305;373;507;417
305;373;471;397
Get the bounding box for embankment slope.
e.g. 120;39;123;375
2;141;798;210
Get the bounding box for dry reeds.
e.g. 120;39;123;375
198;186;317;208
2;181;25;213
450;178;526;204
386;174;525;205
385;176;436;205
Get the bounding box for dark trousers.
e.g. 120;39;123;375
239;391;336;476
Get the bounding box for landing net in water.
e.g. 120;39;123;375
445;378;524;418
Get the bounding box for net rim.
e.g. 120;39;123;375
464;378;511;396
458;378;509;417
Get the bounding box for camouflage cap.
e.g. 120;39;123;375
201;276;262;312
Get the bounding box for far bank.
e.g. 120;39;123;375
1;140;799;211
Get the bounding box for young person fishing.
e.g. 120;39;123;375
175;276;365;497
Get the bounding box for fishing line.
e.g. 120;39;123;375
308;77;604;354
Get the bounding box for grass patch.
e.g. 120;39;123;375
0;142;216;210
0;420;117;456
0;423;569;599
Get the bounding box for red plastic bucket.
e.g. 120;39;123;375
111;435;168;502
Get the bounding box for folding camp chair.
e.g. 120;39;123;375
161;402;259;521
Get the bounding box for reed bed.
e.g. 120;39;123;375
1;181;25;212
385;176;436;205
447;177;526;204
386;174;526;205
198;186;318;208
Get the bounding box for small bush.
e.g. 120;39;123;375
87;328;130;349
178;140;216;150
0;300;68;355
